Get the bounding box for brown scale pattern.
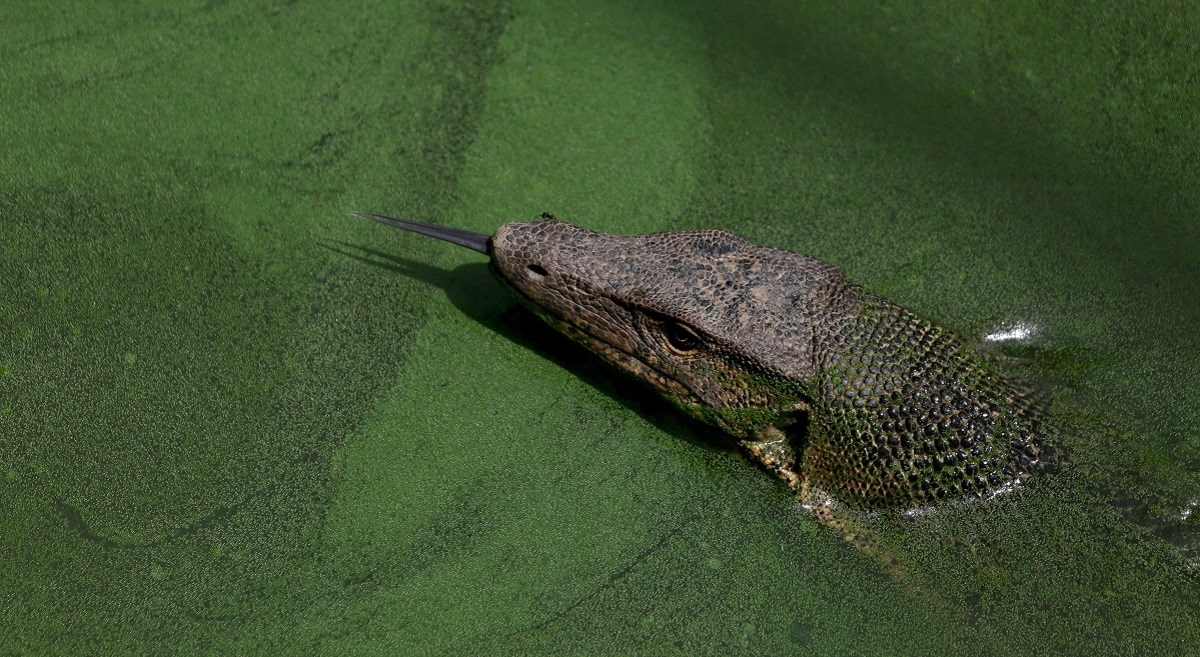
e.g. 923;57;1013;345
487;217;1058;509
805;290;1057;507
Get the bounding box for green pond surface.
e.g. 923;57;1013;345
3;1;1199;654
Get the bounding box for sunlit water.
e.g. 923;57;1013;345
2;1;1197;654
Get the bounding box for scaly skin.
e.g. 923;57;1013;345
359;212;1059;526
488;216;1058;512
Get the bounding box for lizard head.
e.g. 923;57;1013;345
483;215;851;438
353;212;848;437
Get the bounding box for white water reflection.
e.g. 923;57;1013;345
984;322;1038;343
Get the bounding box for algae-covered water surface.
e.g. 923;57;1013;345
3;1;1199;654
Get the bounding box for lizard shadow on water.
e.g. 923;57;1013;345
319;243;1200;593
322;240;742;457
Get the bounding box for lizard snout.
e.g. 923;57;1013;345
489;220;579;290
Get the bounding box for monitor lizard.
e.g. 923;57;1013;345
354;211;1059;553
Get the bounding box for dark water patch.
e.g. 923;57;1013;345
671;2;1200;653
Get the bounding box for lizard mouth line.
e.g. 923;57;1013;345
536;307;701;401
494;276;703;404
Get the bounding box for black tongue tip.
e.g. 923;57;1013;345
351;211;491;255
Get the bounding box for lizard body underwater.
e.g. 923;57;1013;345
354;212;1059;542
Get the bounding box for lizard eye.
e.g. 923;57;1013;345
663;321;703;354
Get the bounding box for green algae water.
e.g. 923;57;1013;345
3;1;1198;654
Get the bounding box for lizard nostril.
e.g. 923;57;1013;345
526;263;548;279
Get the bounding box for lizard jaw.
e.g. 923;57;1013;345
521;303;702;404
489;267;703;404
